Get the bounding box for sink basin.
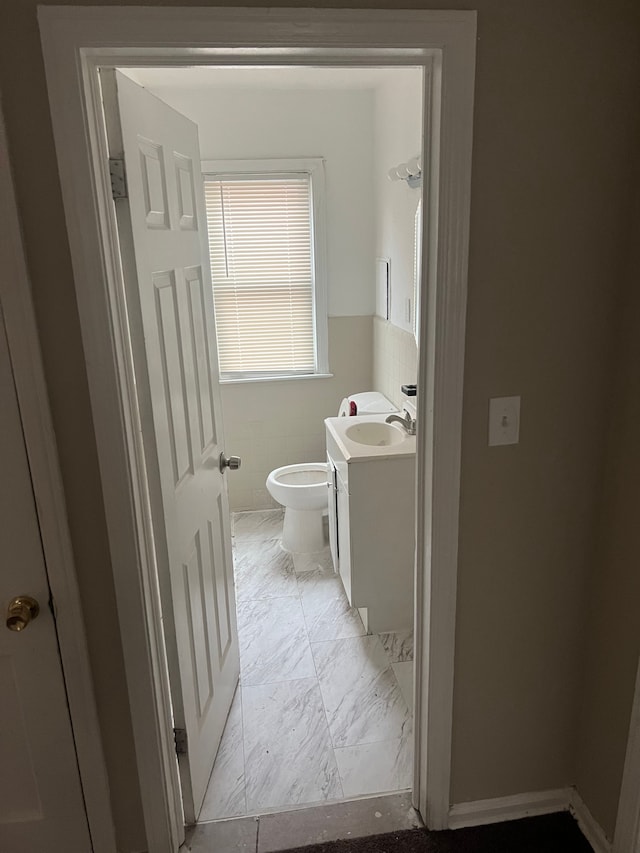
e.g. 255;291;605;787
344;421;406;447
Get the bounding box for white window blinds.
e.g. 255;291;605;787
204;174;317;379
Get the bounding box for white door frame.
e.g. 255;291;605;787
613;657;640;852
0;97;116;851
38;7;476;850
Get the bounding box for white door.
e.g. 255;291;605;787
0;306;91;852
110;71;240;822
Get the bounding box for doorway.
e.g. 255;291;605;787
107;61;422;825
118;63;422;823
39;8;476;849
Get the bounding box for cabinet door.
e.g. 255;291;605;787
336;473;352;603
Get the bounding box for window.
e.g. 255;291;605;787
203;159;328;382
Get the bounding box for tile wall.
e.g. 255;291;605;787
372;316;418;409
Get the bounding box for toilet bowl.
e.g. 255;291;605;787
266;463;328;553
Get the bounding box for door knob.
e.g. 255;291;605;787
6;596;40;632
219;452;241;472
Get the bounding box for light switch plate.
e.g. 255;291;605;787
488;396;520;446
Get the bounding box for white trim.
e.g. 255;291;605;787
571;788;612;853
613;657;640;853
38;7;477;848
202;156;329;378
221;372;334;385
0;98;116;851
413;24;476;831
448;788;572;830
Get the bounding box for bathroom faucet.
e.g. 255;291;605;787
385;408;417;436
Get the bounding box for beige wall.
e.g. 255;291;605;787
222;317;373;511
449;5;640;804
574;194;640;839
2;1;640;850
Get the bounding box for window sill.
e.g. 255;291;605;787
220;373;334;386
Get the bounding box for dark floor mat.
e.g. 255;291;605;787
276;813;593;853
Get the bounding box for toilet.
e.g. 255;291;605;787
266;392;396;554
266;462;329;553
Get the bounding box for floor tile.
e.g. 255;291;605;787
238;596;316;686
257;792;422;852
334;732;413;798
297;568;366;642
234;537;297;601
392;661;414;710
233;509;284;541
311;635;412;748
243;678;343;812
292;548;334;574
200;510;413;827
199;687;246;821
379;630;414;663
183;814;258;851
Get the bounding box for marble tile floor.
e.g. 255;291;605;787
198;510;414;823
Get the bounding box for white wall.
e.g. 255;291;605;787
373;70;423;332
145;85;376;317
372;70;422;405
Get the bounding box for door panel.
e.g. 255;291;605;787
154;269;194;484
113;70;240;822
0;307;91;852
185;266;217;453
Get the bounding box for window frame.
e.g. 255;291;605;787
201;157;329;383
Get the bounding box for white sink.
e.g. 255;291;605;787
344;421;405;447
325;413;416;462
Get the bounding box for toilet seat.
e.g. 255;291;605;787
266;463;328;512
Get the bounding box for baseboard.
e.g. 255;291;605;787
448;787;611;852
569;789;611;853
448;788;572;830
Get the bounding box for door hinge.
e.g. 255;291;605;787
109;157;127;199
173;727;188;756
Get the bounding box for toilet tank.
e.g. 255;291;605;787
337;391;396;417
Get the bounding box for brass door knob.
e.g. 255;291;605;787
6;596;40;632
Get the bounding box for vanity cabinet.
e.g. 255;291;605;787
326;427;415;634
